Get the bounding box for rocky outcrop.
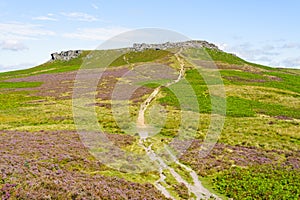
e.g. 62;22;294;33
51;50;82;61
131;40;220;51
49;41;220;61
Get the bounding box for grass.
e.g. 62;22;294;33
225;85;300;109
161;169;191;199
226;96;300;118
222;116;300;150
95;169;159;184
205;47;274;70
158;69;211;113
157;69;299;119
0;94;75;131
0;91;41;110
205;48;247;65
263;71;300;93
220;69;267;82
110;49;171;66
198;176;228;200
221;69;300;93
0;46;299;199
213;165;300;199
0;51;90;81
0;81;42;88
244;61;275;70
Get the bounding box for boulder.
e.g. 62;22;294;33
50;50;82;61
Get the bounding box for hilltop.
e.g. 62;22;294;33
49;40;221;61
0;41;299;199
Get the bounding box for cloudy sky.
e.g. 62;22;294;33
0;0;300;72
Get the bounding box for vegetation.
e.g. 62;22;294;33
158;69;299;118
110;49;171;66
0;46;299;199
0;51;90;81
205;48;247;65
0;81;42;89
213;165;300;199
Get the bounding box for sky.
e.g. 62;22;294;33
0;0;300;72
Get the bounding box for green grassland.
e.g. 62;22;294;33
0;47;299;199
213;165;300;199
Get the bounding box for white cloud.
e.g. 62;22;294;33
232;35;243;40
33;16;57;21
223;43;279;61
281;57;300;68
91;4;99;9
281;42;300;49
63;27;130;41
0;40;28;51
251;56;272;62
0;22;56;40
61;12;99;22
223;41;300;68
0;62;36;72
216;43;228;51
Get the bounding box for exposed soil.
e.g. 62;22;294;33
274;115;294;120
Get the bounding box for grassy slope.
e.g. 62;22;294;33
0;48;299;199
0;51;89;81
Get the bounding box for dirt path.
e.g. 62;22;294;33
137;49;220;199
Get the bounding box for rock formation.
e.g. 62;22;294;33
50;41;221;61
131;40;220;51
51;50;82;61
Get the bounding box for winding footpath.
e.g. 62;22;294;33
136;49;220;199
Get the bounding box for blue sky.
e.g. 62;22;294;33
0;0;300;72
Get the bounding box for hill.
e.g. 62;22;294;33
0;41;299;199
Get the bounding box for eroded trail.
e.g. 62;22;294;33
137;49;220;199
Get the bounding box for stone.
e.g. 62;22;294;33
49;40;222;62
50;50;82;61
131;40;221;52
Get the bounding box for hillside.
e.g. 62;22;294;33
0;41;300;199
